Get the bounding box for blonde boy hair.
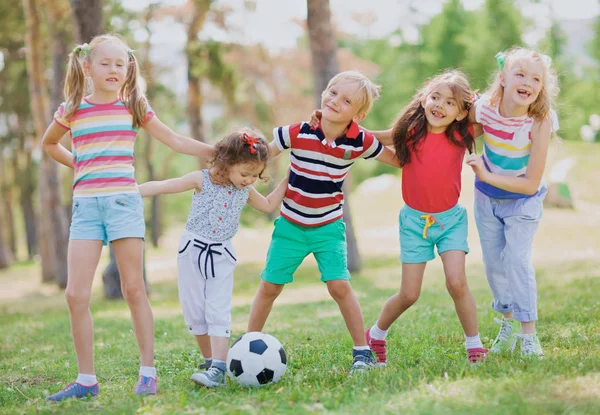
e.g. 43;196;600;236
487;47;559;120
322;70;381;117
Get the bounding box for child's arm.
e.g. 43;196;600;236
41;121;73;168
143;116;214;158
138;171;203;197
466;117;552;195
268;141;282;158
374;146;401;168
246;171;290;214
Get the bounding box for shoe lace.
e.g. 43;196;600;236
494;318;513;343
206;367;224;380
513;333;536;354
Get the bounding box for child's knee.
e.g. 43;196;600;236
326;280;351;300
121;280;147;303
399;289;420;306
446;276;468;298
65;289;91;310
259;281;284;299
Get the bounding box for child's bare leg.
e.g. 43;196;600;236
375;262;426;330
113;237;154;367
440;251;478;336
195;334;212;358
326;280;367;345
210;336;228;361
66;240;104;375
247;280;284;332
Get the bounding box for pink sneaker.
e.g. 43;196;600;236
467;347;488;364
133;375;157;395
366;329;387;366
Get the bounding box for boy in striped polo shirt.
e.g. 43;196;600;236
247;71;399;372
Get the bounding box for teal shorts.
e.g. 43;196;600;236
261;216;350;284
399;204;468;264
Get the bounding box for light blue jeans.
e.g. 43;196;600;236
474;186;547;322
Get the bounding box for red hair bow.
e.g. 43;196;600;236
243;133;262;154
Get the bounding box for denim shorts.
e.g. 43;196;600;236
261;216;349;284
399;203;469;263
70;193;145;245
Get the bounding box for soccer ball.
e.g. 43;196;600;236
226;332;287;387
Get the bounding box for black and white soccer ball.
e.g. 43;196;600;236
226;332;287;387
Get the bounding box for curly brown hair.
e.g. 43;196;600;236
392;69;474;167
210;127;270;180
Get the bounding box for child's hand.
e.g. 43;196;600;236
309;109;322;129
466;153;487;178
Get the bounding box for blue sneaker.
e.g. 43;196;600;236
46;382;99;401
133;375;157;395
350;349;376;373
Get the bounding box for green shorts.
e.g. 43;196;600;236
261;216;350;284
399;204;469;264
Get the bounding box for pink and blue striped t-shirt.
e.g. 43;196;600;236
474;96;558;199
54;98;154;198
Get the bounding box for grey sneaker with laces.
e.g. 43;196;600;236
490;318;516;354
191;366;226;387
512;333;543;358
198;358;213;370
350;349;376;373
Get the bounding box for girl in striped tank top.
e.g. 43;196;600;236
466;47;559;358
41;34;213;400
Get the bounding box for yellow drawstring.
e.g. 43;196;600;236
420;214;444;239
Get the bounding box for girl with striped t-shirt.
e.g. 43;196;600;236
466;48;559;358
41;34;213;401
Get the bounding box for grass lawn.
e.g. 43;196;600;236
1;255;599;415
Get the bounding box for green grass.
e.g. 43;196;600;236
1;256;599;414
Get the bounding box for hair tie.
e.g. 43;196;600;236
242;133;262;154
495;51;506;70
127;49;134;57
72;43;89;56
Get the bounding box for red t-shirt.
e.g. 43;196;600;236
401;127;472;213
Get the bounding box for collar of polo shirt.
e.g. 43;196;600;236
313;120;361;143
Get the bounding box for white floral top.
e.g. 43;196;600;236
185;169;249;241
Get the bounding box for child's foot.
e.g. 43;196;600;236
133;375;157;395
490;318;516;354
467;347;488;364
514;333;543;358
191;366;226;387
365;329;387;366
350;349;375;373
46;382;99;401
198;358;213;370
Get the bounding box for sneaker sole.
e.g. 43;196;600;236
190;374;223;387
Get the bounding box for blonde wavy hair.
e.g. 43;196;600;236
63;34;148;128
486;47;559;120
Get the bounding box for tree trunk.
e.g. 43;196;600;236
70;0;104;42
14;139;38;260
307;0;362;272
1;154;17;258
43;0;71;288
23;0;69;283
0;155;13;269
186;0;212;169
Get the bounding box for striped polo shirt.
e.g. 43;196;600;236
274;121;383;227
474;96;558;199
54;98;154;198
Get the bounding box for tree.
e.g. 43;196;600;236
23;0;69;284
307;0;362;272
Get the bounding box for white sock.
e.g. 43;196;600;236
465;333;484;350
139;366;157;379
76;373;97;386
370;321;388;341
353;345;370;351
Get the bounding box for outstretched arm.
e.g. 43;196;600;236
138;171;203;197
41;121;73;168
466;117;551;195
144;116;214;158
375;146;401;168
247;170;290;213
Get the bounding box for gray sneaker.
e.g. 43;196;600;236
350;349;376;373
191;367;226;387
